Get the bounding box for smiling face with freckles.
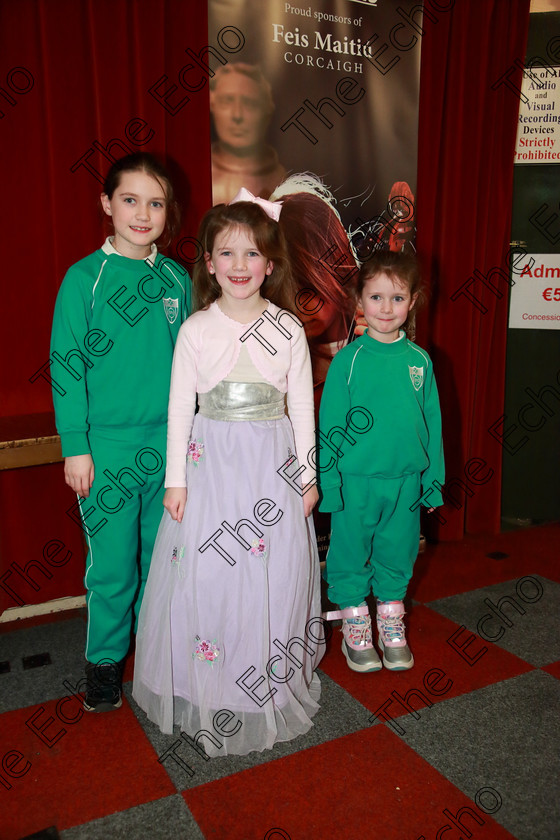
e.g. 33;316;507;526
205;224;273;320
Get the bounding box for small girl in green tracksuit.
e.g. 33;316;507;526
51;153;191;710
318;250;444;674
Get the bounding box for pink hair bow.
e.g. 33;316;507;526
229;187;282;222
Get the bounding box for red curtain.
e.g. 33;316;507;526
0;0;212;612
416;0;531;539
2;0;211;417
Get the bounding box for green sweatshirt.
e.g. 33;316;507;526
51;240;191;457
318;331;445;512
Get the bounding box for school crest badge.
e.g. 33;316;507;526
409;365;424;390
163;297;178;324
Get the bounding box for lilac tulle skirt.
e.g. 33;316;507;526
133;401;323;756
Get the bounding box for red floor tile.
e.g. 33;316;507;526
0;695;174;839
409;523;560;603
319;605;533;724
184;726;516;839
541;660;560;680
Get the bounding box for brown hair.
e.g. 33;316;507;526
357;250;425;340
192;202;296;312
102;152;180;248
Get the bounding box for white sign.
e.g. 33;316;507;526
509;254;560;329
514;66;560;163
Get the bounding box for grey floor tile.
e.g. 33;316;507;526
0;616;88;712
427;575;559;666
123;667;373;791
60;793;204;839
396;670;560;840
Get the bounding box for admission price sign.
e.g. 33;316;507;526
509;254;560;329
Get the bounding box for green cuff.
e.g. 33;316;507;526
60;432;91;458
319;485;343;513
425;487;444;508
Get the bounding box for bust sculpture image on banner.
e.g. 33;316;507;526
211;63;286;205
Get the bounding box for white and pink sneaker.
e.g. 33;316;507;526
376;600;414;670
323;604;382;673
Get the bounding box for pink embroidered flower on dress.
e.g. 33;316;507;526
171;546;186;578
187;439;205;464
171;546;185;565
193;636;220;663
250;538;268;560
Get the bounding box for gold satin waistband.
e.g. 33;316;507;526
198;381;285;421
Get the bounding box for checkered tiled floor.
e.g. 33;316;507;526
1;523;559;840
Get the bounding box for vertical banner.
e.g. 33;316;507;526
208;0;421;558
208;0;420;221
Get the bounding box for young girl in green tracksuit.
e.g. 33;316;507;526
318;250;444;674
51;153;191;711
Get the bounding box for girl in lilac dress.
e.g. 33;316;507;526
133;194;324;755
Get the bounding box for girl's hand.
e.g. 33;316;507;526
164;487;187;523
64;454;95;497
303;484;319;518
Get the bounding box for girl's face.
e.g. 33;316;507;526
359;272;417;343
206;225;273;310
101;171;167;259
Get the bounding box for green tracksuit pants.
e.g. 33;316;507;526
325;473;421;608
79;426;167;664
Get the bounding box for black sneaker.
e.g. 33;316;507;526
83;659;124;712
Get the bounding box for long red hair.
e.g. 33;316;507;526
278;191;357;323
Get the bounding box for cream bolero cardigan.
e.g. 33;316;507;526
165;300;316;489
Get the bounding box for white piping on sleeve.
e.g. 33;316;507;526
91;260;108;310
410;344;430;368
145;256;187;298
162;262;185;296
347;344;364;386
